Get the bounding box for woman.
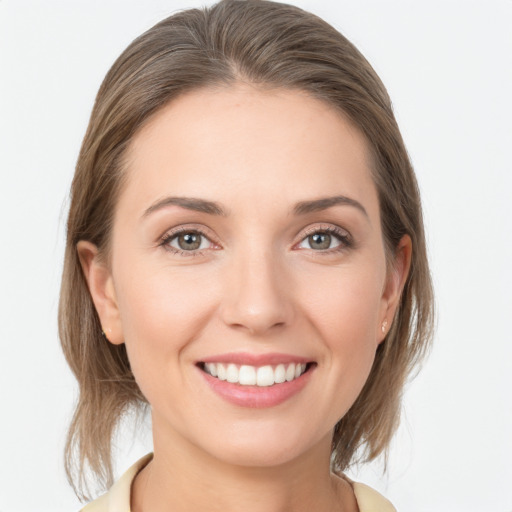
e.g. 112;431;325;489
60;0;434;510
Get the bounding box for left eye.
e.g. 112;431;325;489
167;231;211;251
297;231;343;251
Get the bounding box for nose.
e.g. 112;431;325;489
219;248;295;336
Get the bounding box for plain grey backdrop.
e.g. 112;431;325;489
1;1;511;510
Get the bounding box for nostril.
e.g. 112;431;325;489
218;274;294;335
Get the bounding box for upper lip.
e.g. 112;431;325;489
199;352;313;366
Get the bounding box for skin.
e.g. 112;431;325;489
79;84;411;512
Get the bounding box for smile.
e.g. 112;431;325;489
197;353;316;408
201;362;309;387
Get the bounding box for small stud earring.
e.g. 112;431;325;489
381;320;388;333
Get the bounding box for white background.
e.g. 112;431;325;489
1;1;511;511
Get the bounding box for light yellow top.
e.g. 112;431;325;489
81;454;396;512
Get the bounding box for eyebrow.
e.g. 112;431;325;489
143;197;227;217
142;194;368;219
293;195;368;218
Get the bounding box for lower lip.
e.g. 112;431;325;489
198;366;314;408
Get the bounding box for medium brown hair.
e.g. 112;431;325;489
60;0;434;500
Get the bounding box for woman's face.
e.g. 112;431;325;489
82;85;407;468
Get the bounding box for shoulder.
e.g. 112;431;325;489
80;453;153;512
80;492;109;512
351;481;396;512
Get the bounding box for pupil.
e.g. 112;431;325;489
178;232;201;250
310;233;331;250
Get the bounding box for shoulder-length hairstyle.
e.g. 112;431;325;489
60;0;434;500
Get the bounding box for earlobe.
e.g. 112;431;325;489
77;241;124;345
378;235;412;343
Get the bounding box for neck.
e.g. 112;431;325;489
131;422;357;512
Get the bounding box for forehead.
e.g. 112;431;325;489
120;84;379;220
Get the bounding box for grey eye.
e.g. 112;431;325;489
308;233;332;250
169;231;208;251
298;231;343;251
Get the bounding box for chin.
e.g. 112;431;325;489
198;423;328;469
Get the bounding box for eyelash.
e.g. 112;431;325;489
159;226;217;257
297;225;353;253
159;224;353;257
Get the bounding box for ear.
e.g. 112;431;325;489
378;234;412;344
77;241;124;345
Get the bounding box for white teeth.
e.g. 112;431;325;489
203;362;308;386
239;365;256;385
226;364;239;383
256;365;275;387
285;363;296;382
217;363;227;381
274;364;286;384
206;362;217;377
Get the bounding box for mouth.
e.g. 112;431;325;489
198;361;315;387
196;353;316;408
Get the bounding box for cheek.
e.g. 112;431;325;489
304;262;382;338
113;263;218;396
300;264;383;383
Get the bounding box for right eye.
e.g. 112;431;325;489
161;228;217;256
